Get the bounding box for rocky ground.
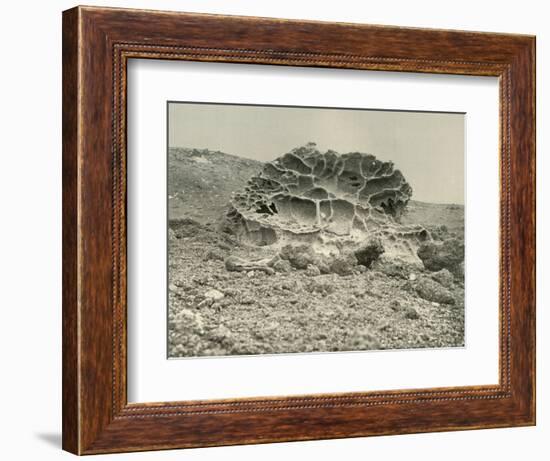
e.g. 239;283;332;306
167;148;465;358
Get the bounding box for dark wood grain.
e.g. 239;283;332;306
62;5;536;455
62;7;79;454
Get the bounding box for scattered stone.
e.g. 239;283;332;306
417;238;464;277
169;218;206;239
431;302;440;307
193;275;212;286
415;277;455;304
308;276;337;295
279;244;315;270
280;281;294;291
431;268;454;288
172;309;204;334
315;259;331;274
197;298;214;309
409;273;417;281
305;264;321;277
216;242;232;251
224;255;275;274
209;325;233;344
354;239;385;268
281;245;369;276
371;256;419;279
426;224;449;241
204;248;225;262
403;306;420;320
389;300;419;319
329;257;355;276
389;300;401;311
222;288;238;297
204;289;224;301
272;259;292;273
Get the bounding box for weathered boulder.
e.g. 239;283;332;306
223;143;429;264
329;256;356;276
224;255;275;275
417;238;464;277
272;259;292;273
279;243;357;276
305;264;322;277
228;143;413;234
354;238;385;268
414;276;455;305
430;268;455;288
279;243;316;270
371;256;422;279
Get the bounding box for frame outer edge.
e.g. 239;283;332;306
531;36;537;425
521;36;536;425
500;37;535;424
63;6;536;454
62;6;81;455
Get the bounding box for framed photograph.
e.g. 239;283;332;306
62;6;535;455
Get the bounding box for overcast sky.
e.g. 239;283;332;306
169;102;464;204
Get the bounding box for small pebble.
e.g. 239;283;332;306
403;306;420;320
305;264;321;277
204;289;224;301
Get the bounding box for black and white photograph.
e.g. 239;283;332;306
167;102;465;358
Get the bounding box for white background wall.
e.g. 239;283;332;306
0;0;546;459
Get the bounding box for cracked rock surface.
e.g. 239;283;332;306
223;143;429;263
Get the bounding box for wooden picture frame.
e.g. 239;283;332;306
62;5;536;455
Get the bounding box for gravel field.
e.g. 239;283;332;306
168;219;464;357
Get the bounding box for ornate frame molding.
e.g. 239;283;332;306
63;6;535;454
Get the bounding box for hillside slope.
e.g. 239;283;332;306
168;147;263;224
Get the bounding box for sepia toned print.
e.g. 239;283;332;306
167;102;465;358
